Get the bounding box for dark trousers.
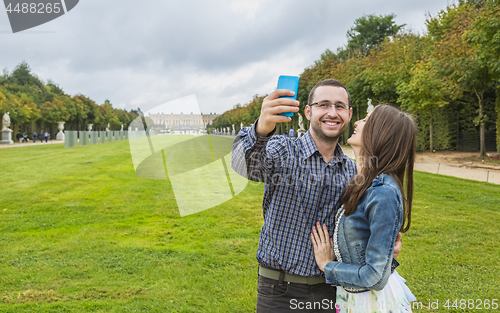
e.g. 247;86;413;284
256;275;337;313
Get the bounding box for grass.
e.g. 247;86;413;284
1;137;499;312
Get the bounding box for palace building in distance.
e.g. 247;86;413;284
147;112;219;133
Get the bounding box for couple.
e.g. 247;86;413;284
231;79;416;312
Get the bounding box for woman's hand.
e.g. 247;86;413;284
393;232;402;259
310;222;336;272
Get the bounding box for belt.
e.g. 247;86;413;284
258;265;326;285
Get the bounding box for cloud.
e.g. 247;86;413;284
0;0;450;113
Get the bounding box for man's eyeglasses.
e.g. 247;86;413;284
309;101;350;112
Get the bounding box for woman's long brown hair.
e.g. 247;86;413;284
341;105;417;233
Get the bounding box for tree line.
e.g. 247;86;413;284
0;62;139;138
211;0;500;156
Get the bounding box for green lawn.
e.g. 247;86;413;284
1;138;499;312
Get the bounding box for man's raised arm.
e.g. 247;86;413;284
230;89;299;181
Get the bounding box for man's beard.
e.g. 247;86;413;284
310;116;347;143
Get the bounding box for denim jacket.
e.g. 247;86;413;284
323;173;403;293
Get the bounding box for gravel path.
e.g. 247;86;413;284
342;147;500;185
0;139;64;148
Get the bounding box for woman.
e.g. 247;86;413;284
311;105;416;313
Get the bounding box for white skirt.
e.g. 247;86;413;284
335;271;416;313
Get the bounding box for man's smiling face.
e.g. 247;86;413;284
305;86;352;143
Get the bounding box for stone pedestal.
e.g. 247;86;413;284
56;121;65;140
1;129;14;144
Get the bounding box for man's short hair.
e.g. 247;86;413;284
307;79;351;107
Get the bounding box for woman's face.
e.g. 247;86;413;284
347;114;369;149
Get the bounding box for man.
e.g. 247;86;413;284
231;79;400;312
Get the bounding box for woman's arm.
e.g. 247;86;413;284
321;185;402;291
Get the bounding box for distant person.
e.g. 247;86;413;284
32;131;37;143
44;132;49;142
39;131;44;143
289;128;295;138
23;132;29;142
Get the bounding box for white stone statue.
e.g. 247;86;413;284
120;124;124;131
240;122;243;130
298;113;305;131
2;112;11;130
0;112;13;144
367;98;374;114
106;123;110;131
232;124;235;134
56;122;65;140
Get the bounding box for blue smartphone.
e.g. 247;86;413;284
276;75;300;117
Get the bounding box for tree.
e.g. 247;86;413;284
4;62;48;105
362;33;427;105
497;87;500;153
114;108;136;129
397;59;449;151
0;88;5;110
74;95;101;130
342;55;373;121
346;14;405;56
98;100;120;130
40;98;70;126
0;63;138;133
466;1;500;152
63;95;86;130
432;3;495;157
1;92;39;134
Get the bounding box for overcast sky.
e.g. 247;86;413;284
0;0;453;114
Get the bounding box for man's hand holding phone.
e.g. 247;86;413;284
255;89;299;137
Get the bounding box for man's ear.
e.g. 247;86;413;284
305;105;311;120
349;106;353;121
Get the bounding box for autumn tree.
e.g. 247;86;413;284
1;92;39;134
362;33;427;105
40;97;70;128
431;4;495;157
397;58;449;151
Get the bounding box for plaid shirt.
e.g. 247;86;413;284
231;122;357;276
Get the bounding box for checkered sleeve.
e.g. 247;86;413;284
231;119;285;182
